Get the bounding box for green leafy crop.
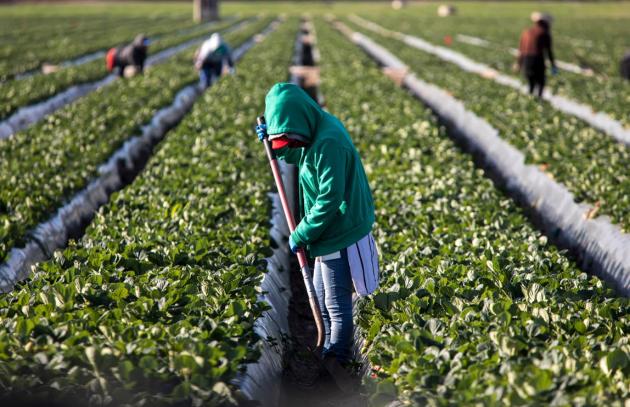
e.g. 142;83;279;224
343;17;630;234
0;18;297;406
0;17;247;122
316;18;630;406
357;7;630;126
0;17;274;264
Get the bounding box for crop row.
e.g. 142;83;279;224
0;17;297;406
0;17;245;122
343;18;630;233
357;4;629;77
0;16;194;80
0;7;196;80
0;17;274;264
358;14;630;127
315;19;629;405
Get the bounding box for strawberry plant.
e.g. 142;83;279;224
355;11;630;127
0;17;247;122
343;18;630;233
0;18;297;406
315;19;630;405
0;4;196;80
0;17;274;263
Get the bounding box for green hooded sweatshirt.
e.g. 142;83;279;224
264;83;375;257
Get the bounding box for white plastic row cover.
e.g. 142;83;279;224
336;20;630;296
0;20;280;294
0;18;256;141
349;15;630;147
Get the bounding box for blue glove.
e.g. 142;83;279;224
256;123;267;141
551;66;559;76
289;235;300;254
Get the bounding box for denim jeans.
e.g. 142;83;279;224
313;249;353;362
199;62;222;88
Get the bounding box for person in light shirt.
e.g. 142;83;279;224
194;33;234;88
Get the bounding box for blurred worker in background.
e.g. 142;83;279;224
516;12;558;98
256;83;379;375
621;51;630;80
106;34;150;78
194;33;234;88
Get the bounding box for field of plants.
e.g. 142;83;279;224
314;19;629;405
0;2;628;406
341;17;630;232
353;4;630;127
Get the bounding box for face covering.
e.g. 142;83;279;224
270;133;309;150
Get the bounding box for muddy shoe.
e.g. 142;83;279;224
321;355;361;394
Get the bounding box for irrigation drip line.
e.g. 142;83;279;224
333;19;630;296
0;17;256;141
348;15;630;147
0;18;283;294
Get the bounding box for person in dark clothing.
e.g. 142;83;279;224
517;12;557;98
106;34;150;78
621;51;630;80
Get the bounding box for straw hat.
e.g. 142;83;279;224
531;11;554;24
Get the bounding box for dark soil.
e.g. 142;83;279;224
277;257;368;407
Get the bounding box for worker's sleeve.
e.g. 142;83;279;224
292;142;346;247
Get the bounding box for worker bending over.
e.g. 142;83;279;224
256;83;379;367
194;33;234;88
517;12;558;98
106;34;150;78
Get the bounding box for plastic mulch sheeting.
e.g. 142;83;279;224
0;18;255;141
0;20;281;293
234;167;293;405
336;20;630;296
349;15;630;147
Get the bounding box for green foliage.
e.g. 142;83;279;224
343;18;630;233
0;18;297;405
315;19;630;405
357;6;630;126
0;17;244;122
0;5;194;80
0;17;273;263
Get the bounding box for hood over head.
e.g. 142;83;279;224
209;33;223;50
264;82;323;142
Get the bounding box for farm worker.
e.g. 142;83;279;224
106;34;150;78
516;12;557;97
194;33;234;88
256;83;379;366
621;51;630;80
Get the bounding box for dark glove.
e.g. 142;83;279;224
256;123;267;141
289;235;300;254
551;66;559;76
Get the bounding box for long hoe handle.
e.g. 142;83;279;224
257;116;325;354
